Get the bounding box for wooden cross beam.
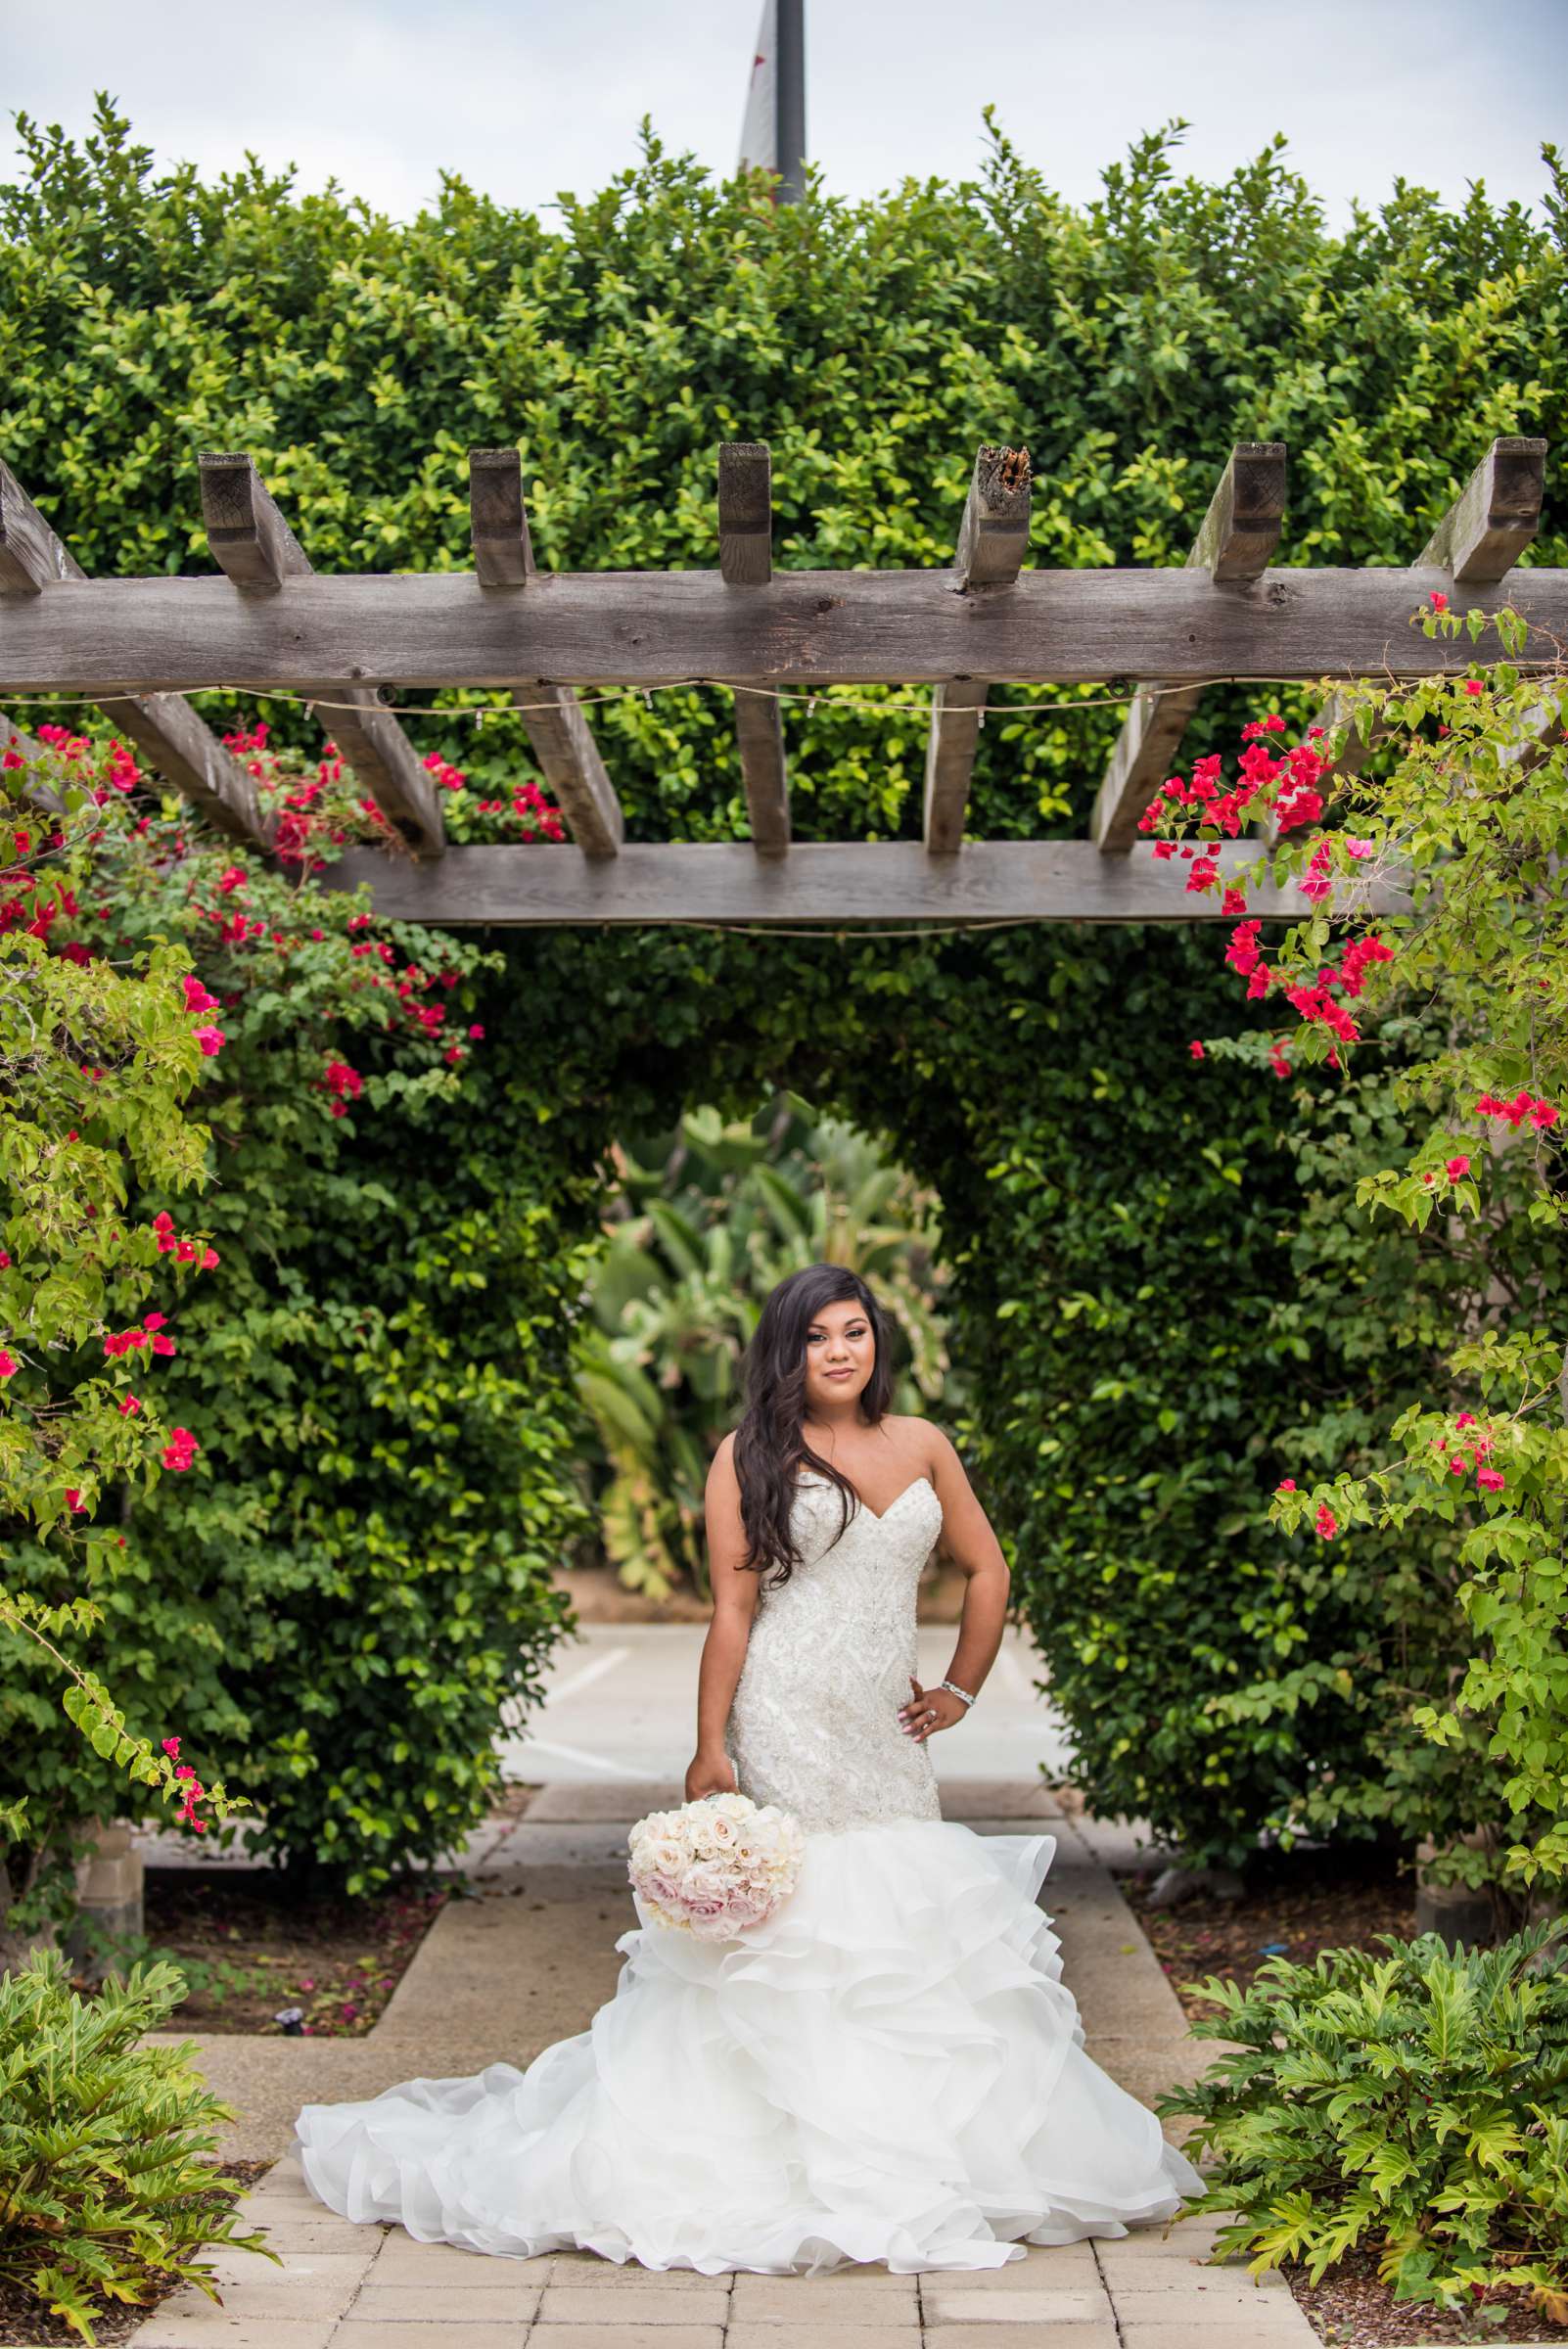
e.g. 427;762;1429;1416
10;558;1559;695
199;453;444;859
0;459;269;847
1092;443;1288;852
467;449;623;857
718;444;789;855
924;446;1032;854
1416;437;1547;582
319;838;1408;927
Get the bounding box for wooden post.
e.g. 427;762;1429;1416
464;448;623;858
199;453;444;857
717;443;788;854
1093;442;1287;852
924;445;1032;854
0;460;270;848
718;443;773;587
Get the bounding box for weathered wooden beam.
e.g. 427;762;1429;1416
952;443;1033;592
924;680;988;854
463;448;622;854
1093;443;1288;853
0;462;268;846
469;447;535;587
1416;438;1547;584
924;446;1033;853
511;682;623;857
1187;442;1288;582
716;447;788;850
198;453;311;588
718;443;772;588
316;838;1407;927
5;564;1568;694
0;714;67;815
0;461;79;593
199;452;443;858
730;683;789;855
1090;682;1203;854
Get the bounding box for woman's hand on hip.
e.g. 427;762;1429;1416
899;1675;966;1740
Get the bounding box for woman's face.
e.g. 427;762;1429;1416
802;1297;875;1413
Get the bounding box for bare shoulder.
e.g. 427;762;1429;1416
883;1414;959;1481
708;1429;740;1489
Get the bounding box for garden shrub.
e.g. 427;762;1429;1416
0;1944;275;2345
1156;1918;1568;2327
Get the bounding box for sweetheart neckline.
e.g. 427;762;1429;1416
793;1471;937;1524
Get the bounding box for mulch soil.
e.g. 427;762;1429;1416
68;1782;539;2035
1119;1844;1564;2346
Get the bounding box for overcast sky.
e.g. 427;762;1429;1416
1;0;1562;229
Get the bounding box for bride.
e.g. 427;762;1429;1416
294;1262;1204;2272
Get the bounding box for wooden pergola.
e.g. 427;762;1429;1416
0;435;1555;927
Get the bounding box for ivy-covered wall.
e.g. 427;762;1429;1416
4;104;1565;1889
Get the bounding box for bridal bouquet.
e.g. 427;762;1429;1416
627;1790;805;1941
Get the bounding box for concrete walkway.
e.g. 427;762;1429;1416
127;1773;1324;2349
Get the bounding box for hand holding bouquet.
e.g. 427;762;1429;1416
627;1790;804;1941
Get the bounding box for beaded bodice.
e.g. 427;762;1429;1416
726;1471;945;1835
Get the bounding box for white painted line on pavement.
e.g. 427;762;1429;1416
508;1735;640;1776
543;1645;633;1703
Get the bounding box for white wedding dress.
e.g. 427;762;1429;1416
293;1469;1204;2272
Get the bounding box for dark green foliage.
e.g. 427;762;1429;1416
1156;1921;1568;2321
0;1946;276;2345
3;104;1566;1888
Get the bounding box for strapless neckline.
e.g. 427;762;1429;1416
794;1471;936;1526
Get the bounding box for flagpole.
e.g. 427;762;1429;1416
775;0;806;206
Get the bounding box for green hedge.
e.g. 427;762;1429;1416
4;101;1566;1887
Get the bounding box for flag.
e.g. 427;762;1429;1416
738;0;805;204
738;0;779;179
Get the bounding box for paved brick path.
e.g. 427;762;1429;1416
127;2165;1312;2346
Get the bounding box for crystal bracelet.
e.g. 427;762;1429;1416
939;1679;977;1708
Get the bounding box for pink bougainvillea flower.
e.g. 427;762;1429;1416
182;974;218;1013
1276;1478;1297;1493
1461;679;1483;696
1429;591;1449;611
1188;1039;1205;1060
119;1394;141;1415
0;1351;16;1378
1446;1156;1471;1180
1476;1467;1506;1493
161;1427;200;1471
193;1025;226;1057
161;1735;180;1759
1314;1504;1338;1540
65;1488;85;1512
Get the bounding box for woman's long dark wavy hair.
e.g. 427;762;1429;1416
731;1264;895;1589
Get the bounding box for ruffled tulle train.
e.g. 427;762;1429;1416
293;1817;1204;2275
